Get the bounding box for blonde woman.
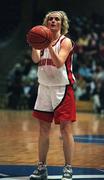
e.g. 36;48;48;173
30;10;76;180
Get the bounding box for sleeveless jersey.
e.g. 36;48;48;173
38;35;75;86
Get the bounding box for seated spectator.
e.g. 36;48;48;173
78;62;92;79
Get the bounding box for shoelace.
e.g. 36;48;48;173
33;169;39;174
63;167;72;177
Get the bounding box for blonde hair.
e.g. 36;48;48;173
43;10;69;35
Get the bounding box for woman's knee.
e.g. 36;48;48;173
39;121;51;136
60;121;72;136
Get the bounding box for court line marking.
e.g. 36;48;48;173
74;136;104;143
1;175;104;179
75;137;104;141
48;175;104;179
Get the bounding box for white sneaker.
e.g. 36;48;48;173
29;162;48;180
62;165;73;180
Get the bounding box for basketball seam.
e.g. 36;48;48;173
29;32;50;44
29;38;49;44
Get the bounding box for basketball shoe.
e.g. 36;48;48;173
29;162;48;180
62;164;73;180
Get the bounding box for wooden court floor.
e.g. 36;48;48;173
0;110;104;169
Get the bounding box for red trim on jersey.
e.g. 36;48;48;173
65;43;75;85
60;36;66;43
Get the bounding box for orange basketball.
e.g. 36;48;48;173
27;25;52;49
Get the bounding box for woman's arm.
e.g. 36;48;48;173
32;48;41;63
48;38;73;68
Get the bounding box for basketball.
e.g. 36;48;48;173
27;25;52;49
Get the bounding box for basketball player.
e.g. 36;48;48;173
29;10;76;180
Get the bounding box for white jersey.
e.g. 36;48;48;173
38;35;75;86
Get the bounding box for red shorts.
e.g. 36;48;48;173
33;85;76;124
